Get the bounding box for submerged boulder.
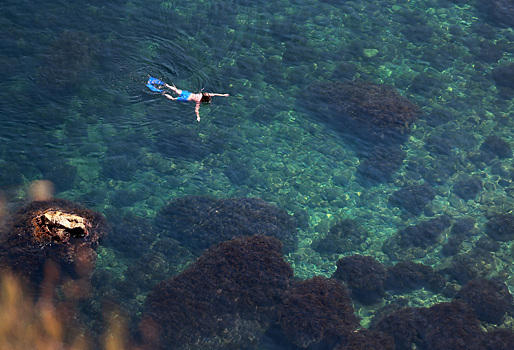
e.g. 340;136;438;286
154;196;299;254
140;235;293;350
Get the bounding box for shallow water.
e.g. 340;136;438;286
1;0;514;347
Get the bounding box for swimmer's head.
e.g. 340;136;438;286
201;93;212;103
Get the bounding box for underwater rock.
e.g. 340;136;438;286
154;196;299;254
312;219;369;255
37;30;97;89
438;248;496;286
356;145;406;185
300;80;420;148
422;301;486;350
485;213;514;241
373;301;486;350
484;329;514;349
388;183;436;216
452;176;483;201
441;233;466;257
383;215;451;261
223;162;251;185
372;306;427;349
334;329;394;350
491;63;514;96
0;198;107;285
451;217;477;236
0;161;23;188
332;255;387;305
140;235;293;350
479;135;512;159
481;0;514;28
475;236;500;252
278;276;360;349
385;261;446;293
156;127;225;161
455;277;514;324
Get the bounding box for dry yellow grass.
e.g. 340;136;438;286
0;272;127;350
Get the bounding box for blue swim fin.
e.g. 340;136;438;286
147;76;164;92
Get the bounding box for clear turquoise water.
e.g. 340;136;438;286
2;0;514;345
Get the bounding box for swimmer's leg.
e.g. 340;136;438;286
162;93;177;101
164;83;182;95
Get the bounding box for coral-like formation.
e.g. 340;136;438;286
383;215;451;261
0;198;107;285
278;276;360;348
385;261;446;293
485;213;514;241
154;196;298;254
334;329;394;350
452;176;483;201
480;135;513;159
312;219;369;255
455;277;513;324
140;235;293;350
332;255;387;305
388;183;436;216
300;80;420;147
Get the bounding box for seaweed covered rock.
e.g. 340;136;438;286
441;233;466;257
277;276;360;349
300;80;420;148
455;277;513;324
480;135;512;159
372;307;427;349
383;215;451;261
485;213;514;241
37;30;97;89
388;183;436;216
373;301;486;350
422;301;486;350
356;145;406;185
0;198;107;285
452;176;483;201
154;196;298;254
334;329;394;350
140;235;293;350
312;219;369;255
385;261;446;293
484;329;514;349
451;217;478;236
481;0;514;28
332;255;387;305
491;63;514;97
156;127;225;161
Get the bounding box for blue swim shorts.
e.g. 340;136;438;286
177;90;192;102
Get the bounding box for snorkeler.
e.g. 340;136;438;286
162;83;229;122
146;77;229;122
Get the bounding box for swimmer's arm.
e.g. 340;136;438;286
195;102;201;122
207;93;229;97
